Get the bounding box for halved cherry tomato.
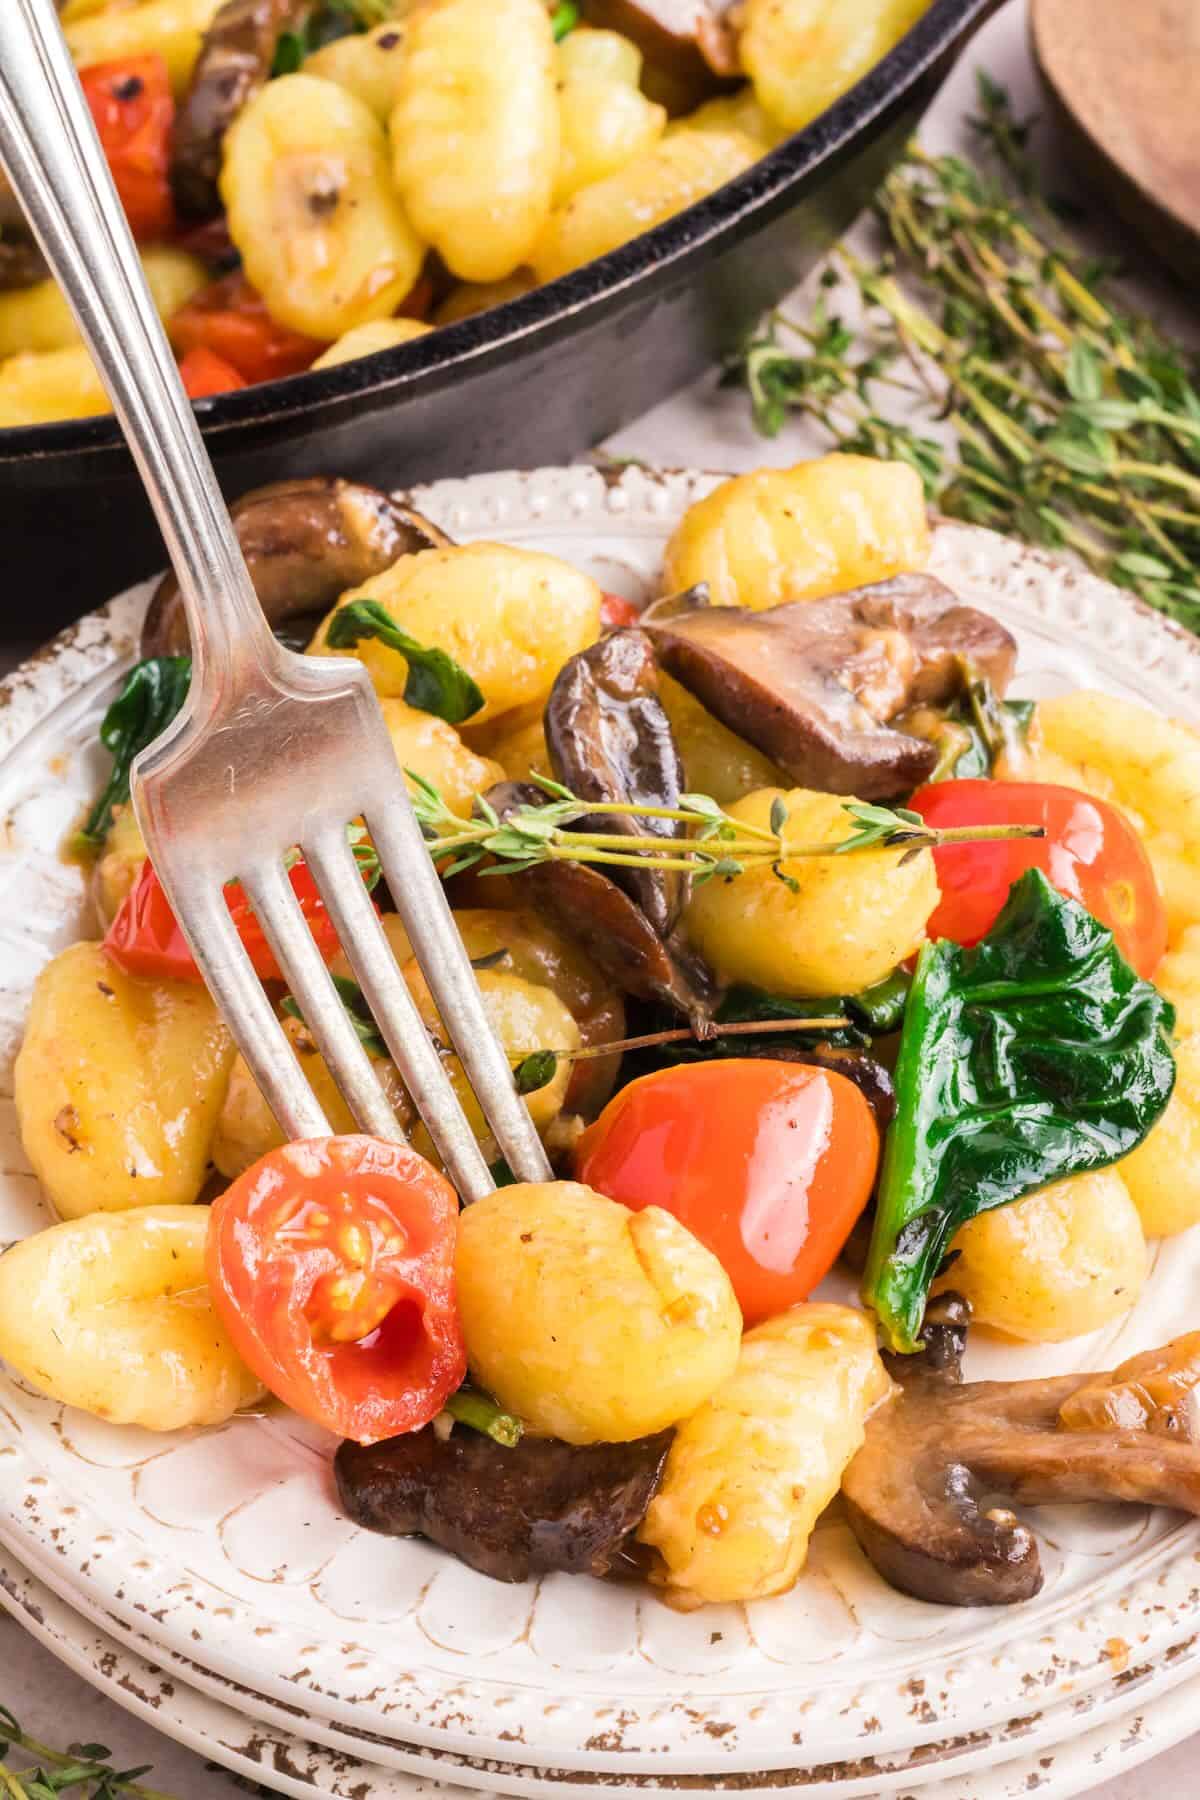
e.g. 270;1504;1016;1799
207;1136;466;1443
178;346;247;398
575;1059;878;1326
79;56;175;242
170;273;326;385
104;856;354;984
909;779;1167;978
600;590;641;630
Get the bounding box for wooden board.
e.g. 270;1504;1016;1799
1031;0;1200;283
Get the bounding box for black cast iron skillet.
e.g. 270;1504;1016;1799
5;0;992;633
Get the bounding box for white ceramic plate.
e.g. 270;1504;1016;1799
3;466;1200;1785
4;1547;1199;1800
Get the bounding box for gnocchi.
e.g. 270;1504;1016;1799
381;694;505;816
221;74;425;342
741;0;932;133
552;28;667;204
213;1015;413;1181
661;454;932;610
0;247;206;359
0;1207;263;1430
15;941;235;1218
1017;691;1200;946
391;0;559;282
683;785;938;996
304;19;411;120
638;1303;889;1603
310;542;603;722
531;128;757;284
1120;1035;1200;1238
935;1170;1148;1342
455;1181;742;1443
312;318;432;369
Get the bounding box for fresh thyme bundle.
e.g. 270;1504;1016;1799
734;75;1200;629
0;1705;177;1800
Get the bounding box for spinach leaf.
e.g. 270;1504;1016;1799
930;671;1035;782
282;974;388;1057
325;599;485;725
75;655;191;851
270;1;374;76
863;868;1176;1353
550;0;579;38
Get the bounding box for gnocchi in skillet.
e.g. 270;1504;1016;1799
0;0;937;423
3;453;1198;1616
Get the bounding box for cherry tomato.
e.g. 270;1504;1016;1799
600;591;641;630
79;56;174;242
909;779;1167;978
178;346;247;398
104;856;356;984
170;273;325;385
575;1059;878;1326
207;1136;466;1443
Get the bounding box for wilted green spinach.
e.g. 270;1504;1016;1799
325;599;484;725
74;655;191;851
863;868;1177;1353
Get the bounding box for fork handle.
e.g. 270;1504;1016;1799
0;0;275;687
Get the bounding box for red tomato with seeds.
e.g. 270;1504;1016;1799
909;779;1167;977
207;1136;466;1444
79;56;175;241
104;857;349;984
170;273;325;385
575;1059;878;1326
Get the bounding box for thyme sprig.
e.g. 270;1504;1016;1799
0;1706;175;1800
408;772;1042;887
731;73;1200;630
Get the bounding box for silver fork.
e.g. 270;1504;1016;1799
0;0;552;1201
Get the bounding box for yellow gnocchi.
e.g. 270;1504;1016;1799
662;454;932;610
684;786;938;996
304;18;411;120
553;28;667;204
310;542;602;722
0;247;206;360
312;318;431;369
391;0;559;282
639;1303;889;1604
741;0;931;133
0;1207;263;1430
935;1170;1147;1343
532;127;757;284
221;74;425;342
1120;1035;1200;1238
455;1181;742;1444
15;942;234;1218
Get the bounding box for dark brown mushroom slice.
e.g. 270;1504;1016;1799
579;0;740;113
644;574;1018;800
335;1424;673;1584
141;476;450;658
169;0;310;221
483;782;714;1024
0;230;46;292
545;629;687;937
842;1297;1200;1607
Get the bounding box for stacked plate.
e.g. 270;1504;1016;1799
3;467;1200;1800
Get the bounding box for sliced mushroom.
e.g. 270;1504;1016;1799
335;1423;673;1583
644;575;1018;800
545;629;687;937
0;230;46;291
580;0;740;111
484;782;714;1023
842;1296;1200;1606
170;0;310;221
141;476;450;658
